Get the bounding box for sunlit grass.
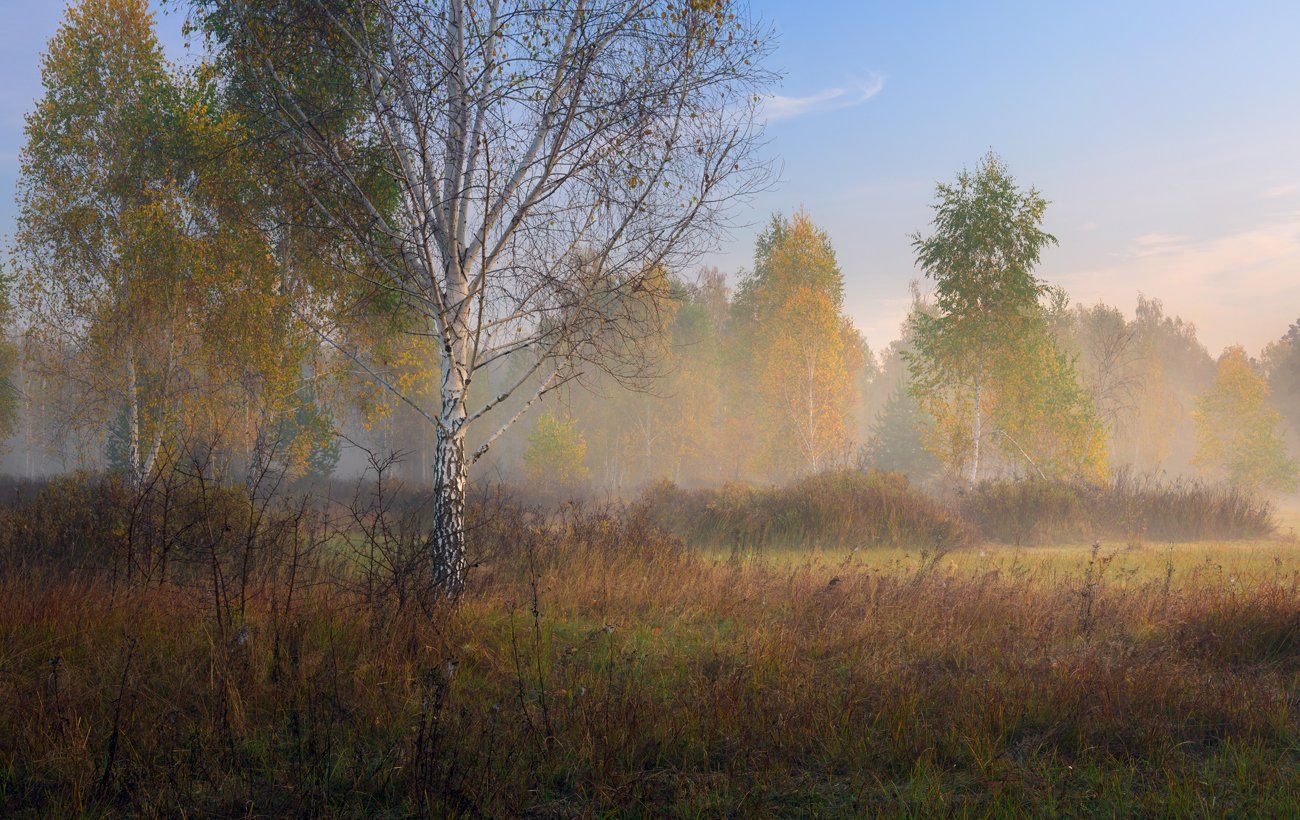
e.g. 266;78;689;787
703;532;1300;584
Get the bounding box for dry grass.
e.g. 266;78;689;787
639;470;972;554
959;473;1277;545
0;476;1298;816
637;471;1277;557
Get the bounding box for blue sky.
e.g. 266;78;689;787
3;1;1299;353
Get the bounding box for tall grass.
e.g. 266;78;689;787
638;470;1277;554
0;473;1296;814
961;472;1277;545
639;469;972;553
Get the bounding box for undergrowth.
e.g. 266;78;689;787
637;469;1277;553
961;471;1276;545
639;469;972;553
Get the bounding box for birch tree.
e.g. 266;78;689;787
908;153;1103;482
15;0;334;484
192;0;774;594
734;212;862;478
1194;346;1298;493
15;0;181;484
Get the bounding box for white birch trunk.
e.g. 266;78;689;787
126;343;143;487
431;425;468;596
430;318;471;594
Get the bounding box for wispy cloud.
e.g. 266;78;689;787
1262;182;1300;199
1129;232;1192;256
1058;214;1300;353
761;72;885;123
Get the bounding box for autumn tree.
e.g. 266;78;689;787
664;270;733;482
191;0;774;594
14;0;188;483
1193;346;1298;493
15;0;337;484
1119;296;1215;472
733;212;863;477
556;273;728;488
993;312;1109;480
522;410;589;488
908;153;1105;482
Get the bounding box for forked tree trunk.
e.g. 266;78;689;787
431;426;468;597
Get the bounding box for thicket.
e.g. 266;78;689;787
636;469;1276;554
960;472;1276;545
639;469;971;553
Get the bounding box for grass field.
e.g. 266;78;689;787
717;530;1300;583
2;484;1298;816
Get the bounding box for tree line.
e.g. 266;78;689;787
507;154;1299;496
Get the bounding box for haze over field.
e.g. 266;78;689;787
0;2;1298;815
3;1;1300;353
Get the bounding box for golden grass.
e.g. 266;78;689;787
721;532;1300;584
0;474;1297;815
2;499;1298;815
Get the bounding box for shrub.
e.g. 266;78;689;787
960;472;1276;545
638;469;972;552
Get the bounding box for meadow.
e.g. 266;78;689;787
1;473;1297;816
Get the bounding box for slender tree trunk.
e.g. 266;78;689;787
969;376;982;485
126;344;142;487
431;427;467;596
432;205;471;597
806;354;818;474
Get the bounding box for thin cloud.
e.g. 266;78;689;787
1130;232;1192;256
1058;213;1300;353
1262;182;1300;199
761;73;885;123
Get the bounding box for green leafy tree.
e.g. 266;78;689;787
14;0;178;482
907;152;1106;482
16;0;343;483
1194;346;1298;493
523;411;590;489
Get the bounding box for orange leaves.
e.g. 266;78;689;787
743;211;860;477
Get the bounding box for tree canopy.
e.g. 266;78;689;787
907;153;1106;482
